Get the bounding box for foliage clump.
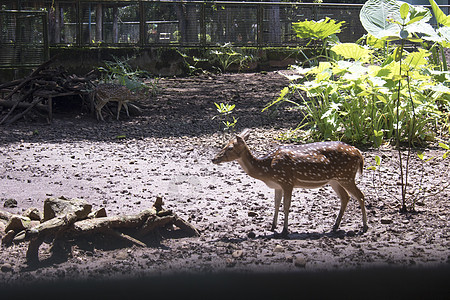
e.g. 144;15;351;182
267;0;450;147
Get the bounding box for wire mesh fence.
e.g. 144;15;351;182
0;10;48;68
2;1;449;69
2;1;371;48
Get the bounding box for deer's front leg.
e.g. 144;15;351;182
281;187;293;236
271;189;283;231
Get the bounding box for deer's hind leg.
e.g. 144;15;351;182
339;180;368;232
330;180;350;232
281;186;293;236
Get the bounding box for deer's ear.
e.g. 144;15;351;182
239;128;251;141
236;135;245;144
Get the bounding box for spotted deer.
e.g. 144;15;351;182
93;83;134;121
212;129;368;236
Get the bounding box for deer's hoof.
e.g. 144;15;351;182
362;225;369;233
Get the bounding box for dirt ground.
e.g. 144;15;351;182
0;71;449;298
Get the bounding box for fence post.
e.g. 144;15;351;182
257;3;263;47
76;0;81;46
43;11;49;61
200;1;206;46
139;0;145;47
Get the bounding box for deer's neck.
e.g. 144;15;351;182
237;147;270;179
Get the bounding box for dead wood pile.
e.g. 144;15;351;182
0;196;199;264
0;58;95;124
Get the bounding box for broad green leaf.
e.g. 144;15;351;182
316;71;332;82
403;48;431;69
360;0;432;40
309;62;332;74
331;43;373;62
400;3;409;20
292;17;345;40
429;0;450;26
360;0;403;39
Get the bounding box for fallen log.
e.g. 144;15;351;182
0;99;48;111
1;196;199;264
0;89;34;125
5;97;45;124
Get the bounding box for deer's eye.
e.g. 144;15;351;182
227;145;234;151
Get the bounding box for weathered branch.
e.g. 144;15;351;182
0;197;199;264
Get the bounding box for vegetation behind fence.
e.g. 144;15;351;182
2;1;367;48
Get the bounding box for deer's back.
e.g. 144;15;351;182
266;141;363;183
95;83;132;102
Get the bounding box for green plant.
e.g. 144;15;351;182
367;155;383;202
213;102;238;133
209;43;255;73
360;0;450;211
177;49;209;75
98;55;159;96
292;17;345;65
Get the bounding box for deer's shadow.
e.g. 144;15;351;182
261;228;365;240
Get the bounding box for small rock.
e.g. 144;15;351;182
115;251;129;261
5;217;26;233
285;255;294;263
225;258;236;267
1;230;16;246
273;244;284;253
43;197;92;221
232;250;244;258
3;199;17;208
248;211;258;217
88;207;107;218
381;217;393;224
247;231;256;239
294;256;307;268
1;263;13;272
24;207;42;221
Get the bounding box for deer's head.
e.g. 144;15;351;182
212;129;251;164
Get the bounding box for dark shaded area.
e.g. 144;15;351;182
1;267;449;300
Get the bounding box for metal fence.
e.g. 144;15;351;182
2;1;369;47
0;10;49;68
2;1;449;69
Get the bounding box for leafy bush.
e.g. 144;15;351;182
266;1;450;146
209;43;257;73
99;55;159;96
